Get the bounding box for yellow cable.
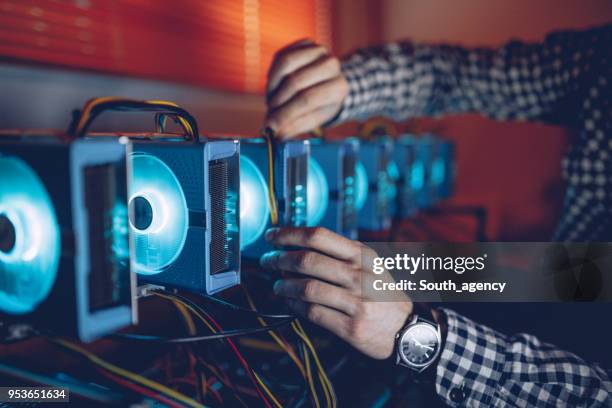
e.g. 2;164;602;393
360;119;398;139
301;341;321;408
254;372;283;408
174;301;197;335
153;292;217;334
263;128;279;226
242;287;306;377
292;321;336;408
155;292;283;408
172;300;207;401
75;96;123;136
48;338;204;408
239;338;287;352
146;99;195;138
295;321;336;408
74;97;195;140
293;322;329;408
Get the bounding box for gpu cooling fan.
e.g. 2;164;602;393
0;135;135;343
129;153;189;275
0;156;60;315
240;155;270;250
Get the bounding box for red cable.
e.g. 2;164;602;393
97;369;184;408
199;308;274;408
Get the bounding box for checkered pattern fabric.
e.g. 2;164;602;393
437;309;612;407
330;25;612;406
333;24;612;241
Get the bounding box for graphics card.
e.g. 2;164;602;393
129;140;241;295
356;137;394;231
240;139;309;258
414;135;438;208
308;139;359;239
390;134;420;218
0;135;135;343
432;138;455;200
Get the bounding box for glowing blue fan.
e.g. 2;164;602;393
306;157;329;227
0;156;60;314
355;161;369;210
431;156;445;186
129;154;188;275
240;156;270;249
411;160;425;190
385;160;400;201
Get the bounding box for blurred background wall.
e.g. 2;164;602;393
1;0;611;240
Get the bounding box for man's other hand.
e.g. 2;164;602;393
260;227;413;359
264;40;348;140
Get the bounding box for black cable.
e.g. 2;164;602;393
158;289;294;320
110;318;295;344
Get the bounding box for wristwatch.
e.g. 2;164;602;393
395;308;442;374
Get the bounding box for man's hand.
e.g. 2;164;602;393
264;39;349;140
260;226;413;360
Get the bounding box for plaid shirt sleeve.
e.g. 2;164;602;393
333;24;612;242
435;309;612;407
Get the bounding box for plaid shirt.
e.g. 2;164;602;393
335;24;612;241
332;25;612;406
437;309;611;407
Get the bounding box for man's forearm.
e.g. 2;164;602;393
431;309;612;406
333;25;610;129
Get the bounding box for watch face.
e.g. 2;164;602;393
399;322;440;367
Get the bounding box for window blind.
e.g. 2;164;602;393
0;0;332;93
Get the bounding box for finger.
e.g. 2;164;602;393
265;227;362;262
267;44;328;96
285;298;352;340
265;77;347;135
274;279;360;316
267;39;314;71
261;250;360;289
269;56;341;109
273;104;342;139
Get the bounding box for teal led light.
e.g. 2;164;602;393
432;157;445;185
0;156;60;314
411;160;425;190
239;156;270;249
306;158;329;227
355;161;369;210
385;160;400;200
129;154;188;275
111;202;130;265
291;184;308;226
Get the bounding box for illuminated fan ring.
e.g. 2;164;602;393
355;161;369;210
129;190;170;234
130;154;188;275
385;160;400;201
0;157;61;315
432;157;446;185
306;158;329;227
239;156;270;249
